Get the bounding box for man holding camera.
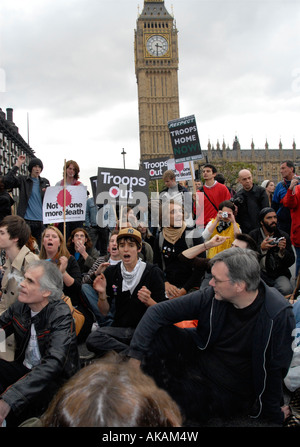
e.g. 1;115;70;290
249;207;294;296
232;169;269;234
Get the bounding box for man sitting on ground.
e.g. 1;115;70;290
128;248;295;426
86;227;165;357
249;207;294;296
81;230;121;327
0;260;80;426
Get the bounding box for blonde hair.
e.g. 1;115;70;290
39;226;70;264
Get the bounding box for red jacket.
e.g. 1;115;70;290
195;182;231;227
283;186;300;247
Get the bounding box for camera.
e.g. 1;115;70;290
269;237;284;245
221;212;228;218
294;176;300;183
230;196;244;206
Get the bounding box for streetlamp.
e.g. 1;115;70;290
121;148;126;169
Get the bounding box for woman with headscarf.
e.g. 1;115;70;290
153;200;205;298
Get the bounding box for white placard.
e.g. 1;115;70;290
43;186;87;224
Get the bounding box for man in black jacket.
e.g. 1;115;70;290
4;154;50;247
233;169;269;234
249;207;295;295
0;260;80;426
86;227;165;357
128;248;295;426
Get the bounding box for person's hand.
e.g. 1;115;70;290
58;256;68;274
216;210;223;222
137;286;154;306
207;235;229;248
227;210;235;223
261;236;276;251
74;240;87;256
177;288;187;297
289;177;299;190
281;404;291;420
277;237;286;253
95;262;110;276
165;281;181;299
93;273;107;294
15;154;26;168
0;399;11;426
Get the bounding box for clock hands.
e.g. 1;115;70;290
155;42;162;56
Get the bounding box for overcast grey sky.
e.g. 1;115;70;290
1;0;300;189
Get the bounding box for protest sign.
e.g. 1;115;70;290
95;167;149;205
90;176;98;199
168;114;203;163
167;159;195;181
43;185;87;224
141;157;169;180
141;157;194;181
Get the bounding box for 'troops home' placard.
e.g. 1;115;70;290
168;115;203;163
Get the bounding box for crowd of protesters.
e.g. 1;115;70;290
0;156;299;428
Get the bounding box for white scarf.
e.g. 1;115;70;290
121;258;146;294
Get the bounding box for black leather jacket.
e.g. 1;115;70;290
3;166;50;218
0;299;80;415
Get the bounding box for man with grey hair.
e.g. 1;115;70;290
128;247;295;426
0;260;80;426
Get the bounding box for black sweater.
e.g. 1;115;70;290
104;262;165;328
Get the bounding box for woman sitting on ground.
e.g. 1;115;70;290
66;227;99;274
202;200;241;258
40;226;82;306
40;226;93;341
153;199;205;298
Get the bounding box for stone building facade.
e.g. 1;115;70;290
198;136;299;185
0;107;35;175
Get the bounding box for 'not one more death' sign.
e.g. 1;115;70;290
168;114;203;163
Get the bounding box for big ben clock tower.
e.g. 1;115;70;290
135;0;180;161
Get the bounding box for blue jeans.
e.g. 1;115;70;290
81;283;114;327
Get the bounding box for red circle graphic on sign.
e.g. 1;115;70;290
57;189;72;207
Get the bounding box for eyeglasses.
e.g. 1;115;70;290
211;276;232;284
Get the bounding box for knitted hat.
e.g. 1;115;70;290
28;157;43;173
117;227;142;245
259;207;275;222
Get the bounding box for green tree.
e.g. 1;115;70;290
212;161;257;188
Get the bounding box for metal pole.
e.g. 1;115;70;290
121;148;126;169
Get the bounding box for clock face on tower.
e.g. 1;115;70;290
146;35;169;57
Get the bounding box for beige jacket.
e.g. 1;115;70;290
0;245;39;314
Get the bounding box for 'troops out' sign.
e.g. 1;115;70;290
95;167;149;205
168;114;203;163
